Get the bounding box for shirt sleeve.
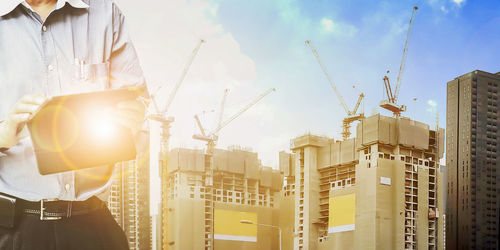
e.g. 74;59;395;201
109;4;150;152
109;3;148;94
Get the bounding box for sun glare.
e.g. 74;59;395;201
89;113;115;139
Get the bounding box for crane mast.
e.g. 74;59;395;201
163;39;205;114
305;40;350;114
352;93;364;116
217;89;230;130
193;88;276;146
213;88;275;136
305;40;364;140
380;6;418;116
192;87;275;250
148;39;204;250
394;6;418;103
149;39;205;116
194;114;206;137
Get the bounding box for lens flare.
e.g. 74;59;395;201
88;112;116;140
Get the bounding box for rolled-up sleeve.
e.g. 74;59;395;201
109;3;147;92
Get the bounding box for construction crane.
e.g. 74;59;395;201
193;87;276;155
305;40;364;140
216;88;230;130
193;88;275;250
147;39;205;250
148;38;205;175
380;6;418;116
148;38;205;166
149;39;205;122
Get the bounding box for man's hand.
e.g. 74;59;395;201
0;94;46;149
108;99;146;136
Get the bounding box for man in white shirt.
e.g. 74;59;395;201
0;0;147;248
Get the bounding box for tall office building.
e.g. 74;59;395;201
446;70;500;249
108;149;151;250
279;114;445;249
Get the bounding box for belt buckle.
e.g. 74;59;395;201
40;199;62;221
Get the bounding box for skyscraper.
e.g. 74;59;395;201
108;148;151;250
446;70;500;249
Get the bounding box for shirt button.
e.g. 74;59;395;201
65;183;71;191
42;25;47;32
48;64;54;71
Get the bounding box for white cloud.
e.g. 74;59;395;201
426;99;438;113
320;17;358;37
210;4;218;17
321;18;334;32
116;0;258;215
452;0;466;7
440;6;449;13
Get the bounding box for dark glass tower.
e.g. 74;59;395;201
446;70;500;249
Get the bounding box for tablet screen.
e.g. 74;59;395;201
27;88;143;175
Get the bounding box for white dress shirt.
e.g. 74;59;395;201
0;0;146;201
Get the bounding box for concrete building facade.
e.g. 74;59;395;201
446;70;500;249
107;150;151;250
161;147;282;250
280;114;445;249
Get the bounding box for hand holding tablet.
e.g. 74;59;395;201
0;94;46;150
27;88;144;175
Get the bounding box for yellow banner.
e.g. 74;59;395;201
214;209;257;242
328;193;355;233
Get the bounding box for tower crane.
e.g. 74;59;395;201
149;39;206;122
193;87;275;250
305;40;364;140
148;38;205;159
193;88;276;155
147;39;205;250
380;6;418;116
217;89;230;130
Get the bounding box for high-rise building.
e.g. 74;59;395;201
108;149;151;250
279;114;445;249
154;204;162;250
160;147;282;250
446;70;500;249
158;121;172;250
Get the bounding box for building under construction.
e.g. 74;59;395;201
279;114;445;249
107;149;151;250
160;146;282;250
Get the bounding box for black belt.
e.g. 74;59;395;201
16;196;105;221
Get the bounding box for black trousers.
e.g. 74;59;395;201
0;206;128;250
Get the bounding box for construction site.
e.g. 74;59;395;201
143;5;450;250
279;114;445;249
160;147;282;249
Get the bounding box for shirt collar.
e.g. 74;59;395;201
0;0;88;17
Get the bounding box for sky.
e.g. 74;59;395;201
114;0;500;214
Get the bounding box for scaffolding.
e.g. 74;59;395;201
428;130;440;249
296;149;305;250
203;154;214;250
319;163;356;227
404;158;418;250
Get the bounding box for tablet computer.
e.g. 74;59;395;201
27;88;143;175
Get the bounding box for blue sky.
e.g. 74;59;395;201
117;0;500;214
204;0;500;131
